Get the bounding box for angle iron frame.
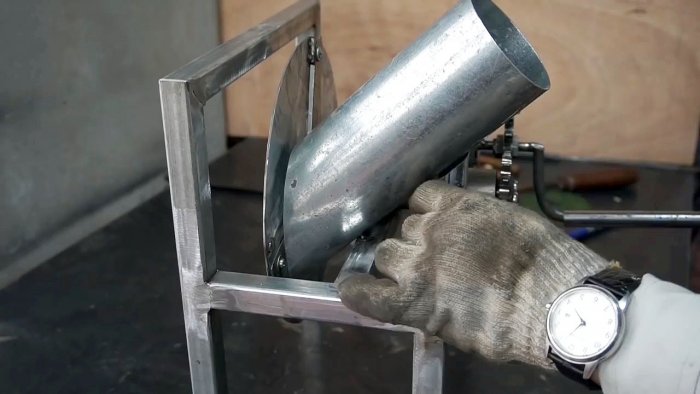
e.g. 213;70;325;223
159;1;443;393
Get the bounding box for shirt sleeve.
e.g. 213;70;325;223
599;274;700;394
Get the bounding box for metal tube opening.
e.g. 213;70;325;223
473;0;550;91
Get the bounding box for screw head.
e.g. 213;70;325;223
307;37;323;63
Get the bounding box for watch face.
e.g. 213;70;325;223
547;285;621;362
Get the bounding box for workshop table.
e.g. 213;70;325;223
0;139;694;393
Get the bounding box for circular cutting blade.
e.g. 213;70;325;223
263;39;337;279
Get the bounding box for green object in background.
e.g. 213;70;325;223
520;190;591;216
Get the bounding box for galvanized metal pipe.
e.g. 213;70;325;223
283;0;550;277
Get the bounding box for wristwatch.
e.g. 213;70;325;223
545;266;641;389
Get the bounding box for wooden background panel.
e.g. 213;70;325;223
498;0;700;164
220;0;700;164
219;0;296;139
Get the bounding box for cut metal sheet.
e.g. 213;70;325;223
263;39;337;279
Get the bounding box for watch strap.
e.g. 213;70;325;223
548;349;601;390
584;265;641;300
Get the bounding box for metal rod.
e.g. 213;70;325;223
522;142;567;222
561;212;700;227
519;142;700;227
160;78;226;393
208;271;411;332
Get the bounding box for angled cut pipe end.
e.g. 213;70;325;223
282;0;550;279
472;0;550;92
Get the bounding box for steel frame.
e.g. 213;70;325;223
159;1;443;392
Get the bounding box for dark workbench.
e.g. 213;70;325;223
0;139;695;393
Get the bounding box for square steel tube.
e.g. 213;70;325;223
159;1;443;392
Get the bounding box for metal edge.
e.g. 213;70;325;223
208;271;413;332
162;0;320;103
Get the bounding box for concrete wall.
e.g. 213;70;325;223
0;1;225;278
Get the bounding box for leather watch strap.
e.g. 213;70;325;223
584;266;641;300
548;350;601;390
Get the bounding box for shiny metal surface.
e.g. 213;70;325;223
283;0;550;272
160;1;322;392
413;333;445;394
561;212;700;227
334;239;377;285
160;76;227;393
161;1;445;392
263;42;310;276
264;39;336;278
209;271;410;332
334;224;388;285
208;269;447;394
311;42;337;133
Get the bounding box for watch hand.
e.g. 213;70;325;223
574;308;586;325
568;322;584;336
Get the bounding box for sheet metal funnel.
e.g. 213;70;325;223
283;0;550;278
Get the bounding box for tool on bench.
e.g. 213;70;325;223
556;168;639;192
520;168;639;193
520;167;639;193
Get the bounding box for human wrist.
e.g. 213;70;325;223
596;274;700;394
545;264;643;390
511;236;610;368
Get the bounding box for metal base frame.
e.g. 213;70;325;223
159;1;443;392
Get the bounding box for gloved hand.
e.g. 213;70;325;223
338;180;610;368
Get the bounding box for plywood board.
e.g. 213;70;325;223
220;0;700;164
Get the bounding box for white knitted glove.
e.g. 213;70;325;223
338;180;610;368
